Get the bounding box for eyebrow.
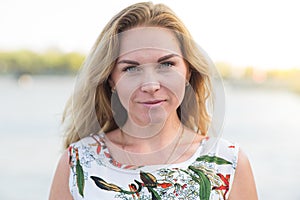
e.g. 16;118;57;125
117;53;179;65
157;53;179;63
117;60;139;65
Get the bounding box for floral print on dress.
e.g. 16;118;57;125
89;156;232;200
69;134;238;200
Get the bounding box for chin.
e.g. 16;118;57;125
129;111;168;127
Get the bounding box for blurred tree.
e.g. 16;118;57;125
215;62;232;79
0;49;85;75
64;52;85;72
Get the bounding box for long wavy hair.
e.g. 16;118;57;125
62;2;212;148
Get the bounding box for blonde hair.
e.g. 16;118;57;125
62;2;212;148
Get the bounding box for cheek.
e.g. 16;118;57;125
114;77;138;109
164;81;186;105
160;71;187;103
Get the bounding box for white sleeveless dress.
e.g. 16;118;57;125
68;133;239;200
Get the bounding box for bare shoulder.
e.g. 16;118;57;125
49;149;73;200
228;149;258;200
177;129;207;161
104;128;124;145
183;128;207;144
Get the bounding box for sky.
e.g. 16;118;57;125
1;0;299;69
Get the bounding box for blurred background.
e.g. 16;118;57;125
0;0;299;199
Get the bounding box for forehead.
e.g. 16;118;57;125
118;27;182;57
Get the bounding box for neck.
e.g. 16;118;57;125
121;116;182;153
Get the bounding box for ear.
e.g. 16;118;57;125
186;68;192;82
184;60;192;81
108;78;115;89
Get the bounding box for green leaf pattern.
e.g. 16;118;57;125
69;136;237;200
76;160;85;197
88;155;233;200
196;155;232;165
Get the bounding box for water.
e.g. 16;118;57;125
0;76;299;199
0;76;74;200
223;84;300;199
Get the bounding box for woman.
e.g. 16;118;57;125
49;2;257;200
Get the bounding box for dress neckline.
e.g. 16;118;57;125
91;132;208;173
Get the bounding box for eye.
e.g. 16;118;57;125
122;66;141;72
159;61;174;69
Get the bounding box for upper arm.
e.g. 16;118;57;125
228;149;258;200
49;149;73;200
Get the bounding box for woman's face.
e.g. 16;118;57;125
110;27;189;127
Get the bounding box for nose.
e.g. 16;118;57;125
141;81;160;93
140;64;161;93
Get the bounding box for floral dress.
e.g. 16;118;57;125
68;133;239;200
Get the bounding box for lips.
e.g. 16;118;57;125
139;99;166;106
